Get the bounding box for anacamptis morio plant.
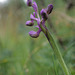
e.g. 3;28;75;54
26;0;70;75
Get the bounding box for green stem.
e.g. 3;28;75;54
40;24;70;75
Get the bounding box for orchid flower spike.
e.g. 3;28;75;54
25;2;70;75
26;0;53;38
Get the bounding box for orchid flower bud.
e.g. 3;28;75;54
29;31;39;38
32;2;38;14
47;4;53;14
40;9;48;21
26;21;34;26
27;0;32;6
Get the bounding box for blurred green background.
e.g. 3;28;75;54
0;0;75;75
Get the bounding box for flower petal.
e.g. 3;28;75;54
30;14;38;21
33;12;36;17
35;25;39;28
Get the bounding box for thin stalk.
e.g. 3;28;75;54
40;24;70;75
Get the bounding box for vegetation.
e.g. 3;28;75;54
0;0;75;75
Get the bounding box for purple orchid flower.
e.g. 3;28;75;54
47;4;53;14
32;2;38;14
40;9;48;21
26;0;53;38
27;0;32;6
26;20;34;26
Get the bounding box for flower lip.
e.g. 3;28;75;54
26;21;34;26
27;0;32;6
